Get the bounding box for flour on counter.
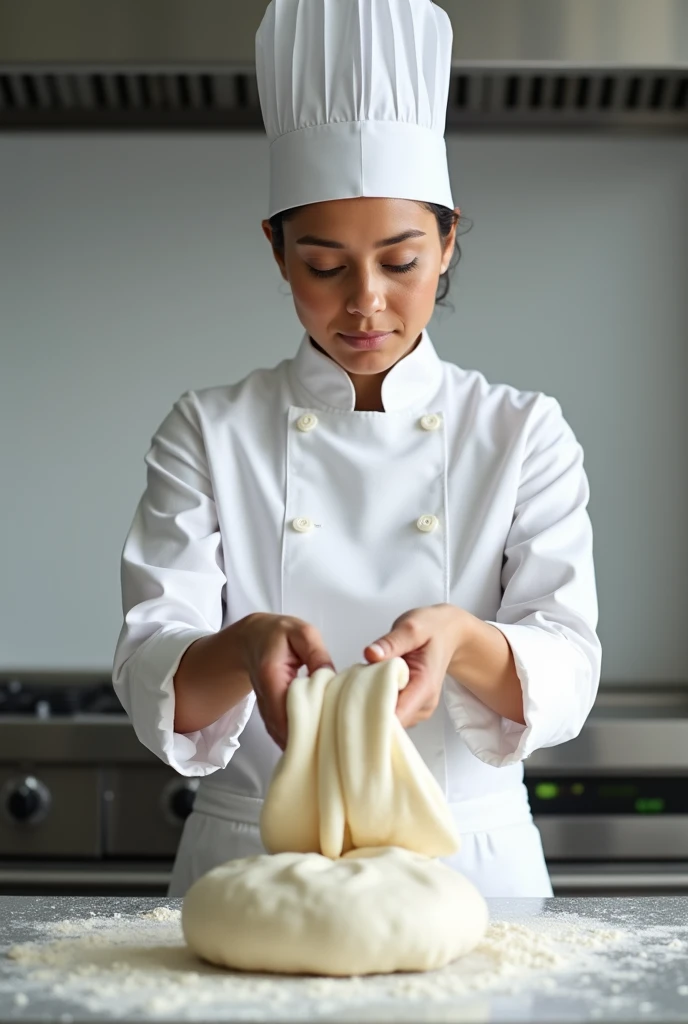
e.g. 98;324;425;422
1;904;686;1021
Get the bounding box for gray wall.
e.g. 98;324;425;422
1;131;687;681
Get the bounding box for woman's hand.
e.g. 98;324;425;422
241;613;336;750
363;604;466;729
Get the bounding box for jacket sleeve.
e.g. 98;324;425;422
111;391;256;776
443;394;601;768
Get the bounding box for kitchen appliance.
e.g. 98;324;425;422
0;674;196;896
0;0;686;131
3;675;688;896
525;685;688;895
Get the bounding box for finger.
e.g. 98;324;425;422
365;618;424;662
253;660;291;747
395;678;436;728
254;690;287;749
269;725;286;752
289;625;336;676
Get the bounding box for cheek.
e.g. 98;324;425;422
390;267;440;314
288;270;337;323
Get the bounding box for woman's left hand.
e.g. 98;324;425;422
363;604;467;729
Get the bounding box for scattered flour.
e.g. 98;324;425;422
1;904;685;1021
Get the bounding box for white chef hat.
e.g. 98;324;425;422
255;0;455;218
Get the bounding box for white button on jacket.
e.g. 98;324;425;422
416;514;439;533
296;413;318;432
112;330;601;898
292;517;315;533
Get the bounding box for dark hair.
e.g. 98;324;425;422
269;201;470;308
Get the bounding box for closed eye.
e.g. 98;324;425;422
306;258;419;279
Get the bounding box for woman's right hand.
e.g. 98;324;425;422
240;613;336;750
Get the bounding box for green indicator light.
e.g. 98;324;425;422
571;783;585;796
635;798;665;814
536;783;559;800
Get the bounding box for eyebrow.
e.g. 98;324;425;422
295;229;426;250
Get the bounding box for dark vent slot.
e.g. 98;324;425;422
22;74;38;108
530;76;544;109
115;74;130;111
576;77;590;108
201;74;214;107
553;77;567;109
177;75;190;108
0;76;12;107
454;74;468;108
91;75;107;109
505;76;519;108
138;74;151;107
674;77;688;110
235;74;250;108
599;76;615;109
649;77;667;109
626;76;642;109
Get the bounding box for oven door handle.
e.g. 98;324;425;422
0;868;171;889
550;868;688;893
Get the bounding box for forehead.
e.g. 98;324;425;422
284;197;434;242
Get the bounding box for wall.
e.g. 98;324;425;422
1;131;686;680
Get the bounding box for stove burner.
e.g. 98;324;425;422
0;679;125;717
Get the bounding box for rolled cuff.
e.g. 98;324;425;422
112;626;256;776
443;623;597;769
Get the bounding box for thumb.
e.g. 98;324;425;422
364;631;403;662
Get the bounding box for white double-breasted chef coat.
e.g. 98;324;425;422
112;329;601;898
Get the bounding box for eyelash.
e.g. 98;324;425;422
307;258;419;279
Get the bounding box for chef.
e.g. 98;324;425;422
112;0;601;899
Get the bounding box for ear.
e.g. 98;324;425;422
261;218;289;282
440;207;460;275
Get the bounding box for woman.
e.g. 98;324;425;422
112;0;601;899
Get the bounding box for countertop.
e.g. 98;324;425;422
1;896;688;1023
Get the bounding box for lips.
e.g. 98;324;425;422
338;331;392;351
339;332;393;340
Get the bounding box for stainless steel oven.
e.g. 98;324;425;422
0;675;192;895
3;675;688;896
524;685;688;895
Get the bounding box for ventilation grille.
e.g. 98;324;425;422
449;70;688;129
0;68;686;130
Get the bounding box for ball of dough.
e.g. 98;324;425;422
182;846;489;977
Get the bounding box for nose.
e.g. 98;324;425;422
346;268;386;318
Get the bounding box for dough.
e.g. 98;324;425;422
182;845;489;976
260;657;461;859
183;658;488;977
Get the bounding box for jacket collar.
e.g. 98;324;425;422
289;330;444;412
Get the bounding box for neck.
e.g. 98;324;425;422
350;375;386;412
310;332;424;412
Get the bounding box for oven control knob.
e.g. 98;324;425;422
163;779;199;825
3;776;51;825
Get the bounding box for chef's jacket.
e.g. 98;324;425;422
112;329;601;896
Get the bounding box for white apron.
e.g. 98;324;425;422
113;331;600;901
168;797;552;898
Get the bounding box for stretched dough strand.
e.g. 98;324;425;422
260;657;461;859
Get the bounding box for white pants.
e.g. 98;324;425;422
168;808;553;899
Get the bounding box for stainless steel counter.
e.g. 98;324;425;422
1;896;688;1022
